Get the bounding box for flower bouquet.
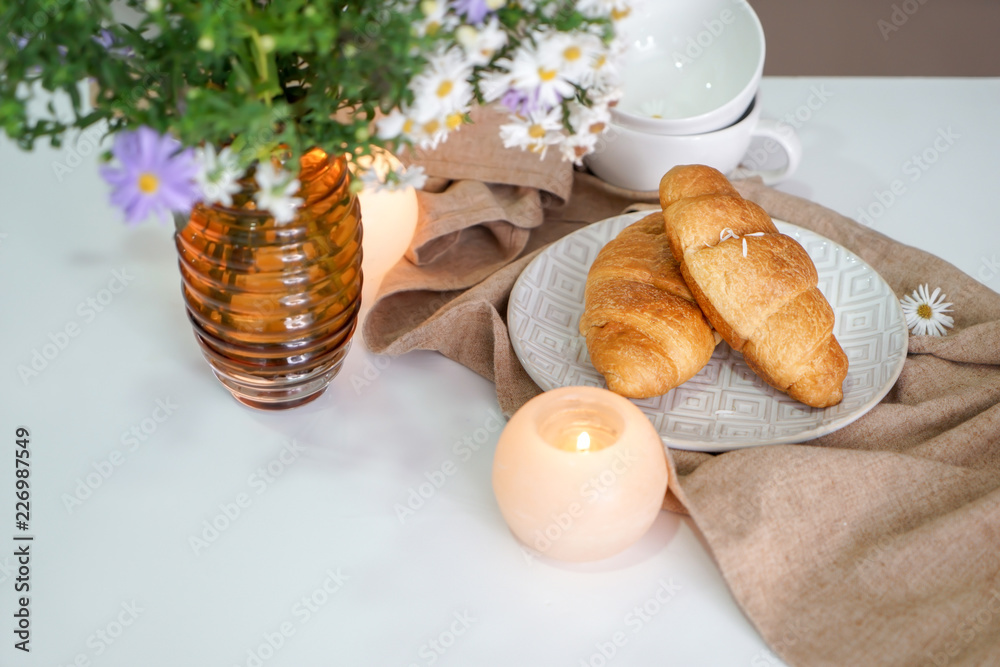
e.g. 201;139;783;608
0;0;626;407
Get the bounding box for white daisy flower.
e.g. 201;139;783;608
415;0;459;37
589;83;623;108
195;145;242;207
540;1;560;18
394;165;429;190
576;39;622;93
499;108;565;158
562;101;610;163
567;100;610;136
253;162;303;224
477;68;515;104
576;0;631;20
411;114;456;150
500;39;577;111
360;165;429;193
375;109;410;141
539;30;598;84
559;131;598;164
409;48;474;117
574;0;605;17
900;284;955;336
375;107;463;150
456;26;481;56
456;17;508;67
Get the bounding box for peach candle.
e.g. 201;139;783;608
492;386;669;562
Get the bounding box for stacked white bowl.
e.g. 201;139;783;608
586;0;801;191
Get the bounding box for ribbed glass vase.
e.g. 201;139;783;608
175;148;362;409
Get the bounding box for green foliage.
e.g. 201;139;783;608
0;0;432;165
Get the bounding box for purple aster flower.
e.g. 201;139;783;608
99;127;201;225
452;0;492;24
10;34;69;59
500;88;549;115
93;29;134;57
93;29;115;49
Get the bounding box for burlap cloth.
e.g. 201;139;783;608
363;108;1000;667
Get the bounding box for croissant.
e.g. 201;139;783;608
579;212;717;399
659;165;848;408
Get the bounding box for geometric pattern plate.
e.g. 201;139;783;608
508;211;908;453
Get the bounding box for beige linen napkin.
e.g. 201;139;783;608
362;109;1000;667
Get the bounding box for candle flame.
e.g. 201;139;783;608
576;431;591;453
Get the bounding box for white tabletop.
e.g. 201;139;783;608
1;77;997;667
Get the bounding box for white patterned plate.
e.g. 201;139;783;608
508;212;908;453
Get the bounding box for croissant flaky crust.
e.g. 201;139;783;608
579;212;717;399
659;165;848;408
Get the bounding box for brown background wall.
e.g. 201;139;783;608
748;0;1000;76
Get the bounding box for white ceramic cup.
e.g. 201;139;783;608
612;0;765;136
585;97;801;192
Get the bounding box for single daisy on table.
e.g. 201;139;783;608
900;284;955;336
253;162;303;224
99;126;201;224
194;144;242;207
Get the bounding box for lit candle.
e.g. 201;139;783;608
492;386;669;562
356;148;419;311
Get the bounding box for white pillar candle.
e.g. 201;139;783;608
492;386;669;562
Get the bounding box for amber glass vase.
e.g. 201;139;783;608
175;148;362;409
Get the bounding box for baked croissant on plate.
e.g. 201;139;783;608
579;212;717;399
659;165;848;408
